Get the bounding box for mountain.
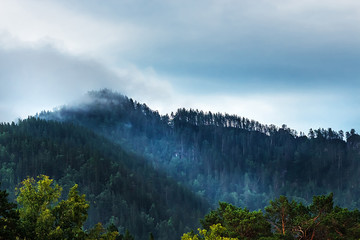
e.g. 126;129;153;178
39;89;360;211
0;117;208;240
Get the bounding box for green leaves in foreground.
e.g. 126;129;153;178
15;175;118;240
200;202;271;239
184;193;360;240
182;223;237;240
3;175;360;240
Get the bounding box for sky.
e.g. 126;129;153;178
0;0;360;133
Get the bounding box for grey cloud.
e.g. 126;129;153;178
0;46;116;94
0;44;173;122
65;0;360;92
36;1;360;89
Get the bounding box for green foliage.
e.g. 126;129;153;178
182;224;237;240
2;175;360;240
16;175;63;239
39;89;360;213
200;202;271;239
3;90;360;239
265;196;299;236
87;223;118;240
0;118;207;239
187;194;360;240
0;183;19;240
52;184;90;239
15;175;119;240
265;194;360;239
16;175;89;239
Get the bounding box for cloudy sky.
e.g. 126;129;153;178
1;0;360;133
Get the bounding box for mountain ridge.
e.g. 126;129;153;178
38;89;360;210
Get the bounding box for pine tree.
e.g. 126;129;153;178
0;183;19;240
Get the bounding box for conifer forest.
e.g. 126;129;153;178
1;90;360;239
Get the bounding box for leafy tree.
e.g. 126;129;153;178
52;184;90;239
182;223;237;240
87;222;118;240
16;175;63;239
107;224;123;240
187;194;360;240
265;193;360;240
200;202;271;239
0;183;19;240
16;175;117;240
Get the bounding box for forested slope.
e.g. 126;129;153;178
40;89;360;210
0;118;208;240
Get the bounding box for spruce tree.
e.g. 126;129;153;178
0;183;19;240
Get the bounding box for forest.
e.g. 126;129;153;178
1;89;360;239
1;175;119;240
0;118;207;239
182;193;360;239
39;89;360;209
2;177;360;239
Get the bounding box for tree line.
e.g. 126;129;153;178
183;193;360;240
3;178;359;240
0;118;208;240
39;89;360;211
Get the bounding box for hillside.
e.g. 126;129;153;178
0;117;208;240
39;89;360;210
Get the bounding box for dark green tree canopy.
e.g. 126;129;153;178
200;202;271;239
186;194;360;240
0;183;19;240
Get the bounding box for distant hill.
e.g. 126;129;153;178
0;117;208;240
39;89;360;211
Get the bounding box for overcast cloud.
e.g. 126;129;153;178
0;0;359;132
